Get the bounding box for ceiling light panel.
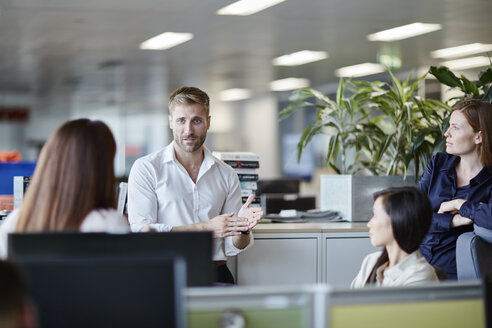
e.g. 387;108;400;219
219;88;252;101
367;22;442;42
431;43;492;59
273;50;329;66
270;78;310;91
440;56;491;70
335;63;386;78
217;0;285;16
140;32;193;50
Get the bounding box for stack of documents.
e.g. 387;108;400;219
263;209;344;223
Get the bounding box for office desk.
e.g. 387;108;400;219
235;222;374;287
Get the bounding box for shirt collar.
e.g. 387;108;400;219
163;141;216;173
162;141;176;163
438;154;491;186
472;165;492;185
440;154;460;174
389;251;421;278
201;146;216;172
377;251;421;283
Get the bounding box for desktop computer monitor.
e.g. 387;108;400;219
8;231;213;286
327;281;485;328
17;255;186;328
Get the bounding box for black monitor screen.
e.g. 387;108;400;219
18;255;186;328
8;231;213;286
256;178;300;195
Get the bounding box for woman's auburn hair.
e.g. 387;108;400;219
453;99;492;167
15;119;116;232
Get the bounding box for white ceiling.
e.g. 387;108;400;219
1;0;492;109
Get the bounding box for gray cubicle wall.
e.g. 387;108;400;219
186;285;328;328
186;281;485;328
326;281;485;328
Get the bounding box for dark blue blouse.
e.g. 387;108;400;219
419;152;492;280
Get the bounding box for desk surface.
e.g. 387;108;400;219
252;221;368;234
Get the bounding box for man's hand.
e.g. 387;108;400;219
207;213;249;238
438;199;467;214
238;194;264;230
450;214;473;227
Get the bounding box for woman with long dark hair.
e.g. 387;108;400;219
352;186;438;287
0;119;128;258
419;99;492;279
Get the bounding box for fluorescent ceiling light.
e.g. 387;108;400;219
140;32;193;50
270;78;310;91
431;43;492;59
217;0;285;16
367;22;442;42
219;88;252;101
335;63;386;78
273;50;328;66
440;56;491;70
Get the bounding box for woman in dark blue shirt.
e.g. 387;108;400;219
419;99;492;279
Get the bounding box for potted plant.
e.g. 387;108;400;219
280;68;450;221
354;70;450;177
429;62;492;102
279;78;373;175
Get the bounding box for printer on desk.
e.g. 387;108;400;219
257;178;341;222
260;193;316;215
256;178;315;215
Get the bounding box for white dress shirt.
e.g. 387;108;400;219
127;142;253;261
351;250;439;288
0;208;129;259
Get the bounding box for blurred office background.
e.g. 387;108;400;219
1;0;492;179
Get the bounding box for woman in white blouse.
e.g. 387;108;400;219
0;119;128;258
351;186;438;287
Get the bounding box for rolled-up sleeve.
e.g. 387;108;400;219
224;233;254;256
459;197;492;229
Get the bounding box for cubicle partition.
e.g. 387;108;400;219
186;281;486;328
186;285;327;328
327;282;485;328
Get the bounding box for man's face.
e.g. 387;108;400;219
169;103;210;153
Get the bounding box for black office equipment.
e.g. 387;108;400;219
8;231;214;287
260;193;315;215
18;255;186;328
256;178;300;195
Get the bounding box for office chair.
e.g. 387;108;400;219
456;225;492;280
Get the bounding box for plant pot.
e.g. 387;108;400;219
320;175;417;222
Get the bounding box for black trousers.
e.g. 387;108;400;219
215;263;235;284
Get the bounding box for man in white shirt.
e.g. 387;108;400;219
128;86;263;283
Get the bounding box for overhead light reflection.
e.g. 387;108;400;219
367;22;442;42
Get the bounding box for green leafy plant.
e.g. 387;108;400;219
280;69;450;178
279;78;373;174
429;61;492;102
356;71;450;177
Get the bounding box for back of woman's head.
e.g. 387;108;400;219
452;99;492;167
0;261;27;324
16;119;116;231
374;186;432;254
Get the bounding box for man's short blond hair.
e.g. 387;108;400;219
168;86;210;115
